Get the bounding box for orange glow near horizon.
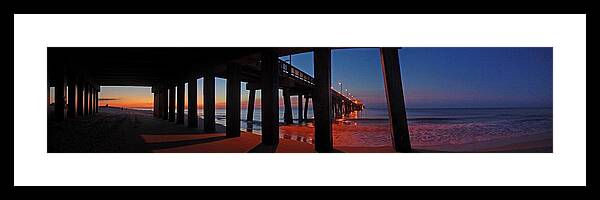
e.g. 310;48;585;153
98;86;154;109
98;85;310;110
96;85;249;110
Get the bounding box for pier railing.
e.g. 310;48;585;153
278;59;314;85
277;59;363;109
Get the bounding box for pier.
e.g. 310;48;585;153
47;47;411;152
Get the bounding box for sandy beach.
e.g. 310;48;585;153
48;107;551;153
48;107;318;153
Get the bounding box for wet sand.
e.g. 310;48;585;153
279;121;552;153
414;133;552;153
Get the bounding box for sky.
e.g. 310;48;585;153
89;47;552;109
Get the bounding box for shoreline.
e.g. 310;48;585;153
412;133;552;153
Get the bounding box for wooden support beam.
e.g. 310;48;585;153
283;89;293;124
92;86;96;113
246;89;256;122
380;48;412;152
297;94;303;121
90;85;95;114
333;100;338;119
77;79;84;116
159;88;165;119
260;49;279;145
226;64;241;137
91;87;95;114
94;87;97;112
90;88;94;114
161;88;169;120
67;78;76;118
188;79;198;128
304;96;309;119
203;74;216;132
176;83;185;124
169;86;176;122
94;89;100;112
83;84;89;116
158;88;163;117
313;48;333;152
88;85;94;115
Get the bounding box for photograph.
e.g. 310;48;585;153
46;47;553;153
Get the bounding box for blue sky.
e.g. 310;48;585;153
282;47;552;108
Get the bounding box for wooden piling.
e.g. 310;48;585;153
226;64;241;137
176;83;185;124
188;80;198;128
247;89;256;122
283;89;293;124
169;86;176;122
313;48;333;152
260;49;279;145
203;74;216;132
380;48;412;152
